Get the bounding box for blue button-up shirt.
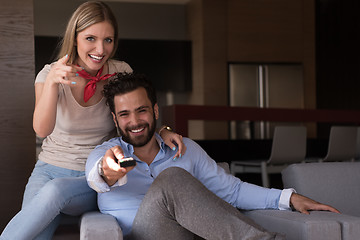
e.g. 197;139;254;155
86;134;287;236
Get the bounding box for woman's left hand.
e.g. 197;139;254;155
160;128;186;160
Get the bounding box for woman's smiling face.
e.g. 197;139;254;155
75;21;115;75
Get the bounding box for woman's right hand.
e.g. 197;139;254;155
46;55;83;86
33;55;82;138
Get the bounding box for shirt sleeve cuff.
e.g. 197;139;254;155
87;158;111;193
90;158;128;191
110;174;128;188
278;188;296;210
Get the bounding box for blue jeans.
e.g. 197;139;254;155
0;160;97;240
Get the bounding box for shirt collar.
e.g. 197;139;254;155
118;133;167;157
155;133;167;151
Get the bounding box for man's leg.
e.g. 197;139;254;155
131;167;281;240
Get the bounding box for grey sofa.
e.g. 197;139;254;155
244;162;360;240
79;162;360;240
79;162;231;240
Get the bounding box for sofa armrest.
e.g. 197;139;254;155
243;210;360;240
80;211;123;240
282;162;360;216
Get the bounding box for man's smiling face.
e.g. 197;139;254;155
112;87;158;147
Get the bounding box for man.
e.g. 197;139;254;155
86;73;339;240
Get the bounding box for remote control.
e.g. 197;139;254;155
119;157;136;168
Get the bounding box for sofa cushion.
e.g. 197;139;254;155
244;210;360;240
282;162;360;217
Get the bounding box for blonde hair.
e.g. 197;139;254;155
57;1;118;64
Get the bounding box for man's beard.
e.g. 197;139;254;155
116;115;157;147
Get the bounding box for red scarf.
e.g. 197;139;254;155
77;66;117;102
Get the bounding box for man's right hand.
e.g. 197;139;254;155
101;146;136;186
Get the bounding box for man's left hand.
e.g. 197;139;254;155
290;193;340;214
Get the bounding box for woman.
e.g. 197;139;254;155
0;1;184;239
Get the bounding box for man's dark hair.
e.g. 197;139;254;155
103;73;157;114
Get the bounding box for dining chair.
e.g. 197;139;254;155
321;126;358;162
230;126;307;188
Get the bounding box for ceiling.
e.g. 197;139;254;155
104;0;190;4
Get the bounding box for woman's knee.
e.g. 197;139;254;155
50;177;93;197
36;178;96;213
40;179;69;203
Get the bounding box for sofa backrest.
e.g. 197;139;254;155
282;162;360;217
217;162;230;174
